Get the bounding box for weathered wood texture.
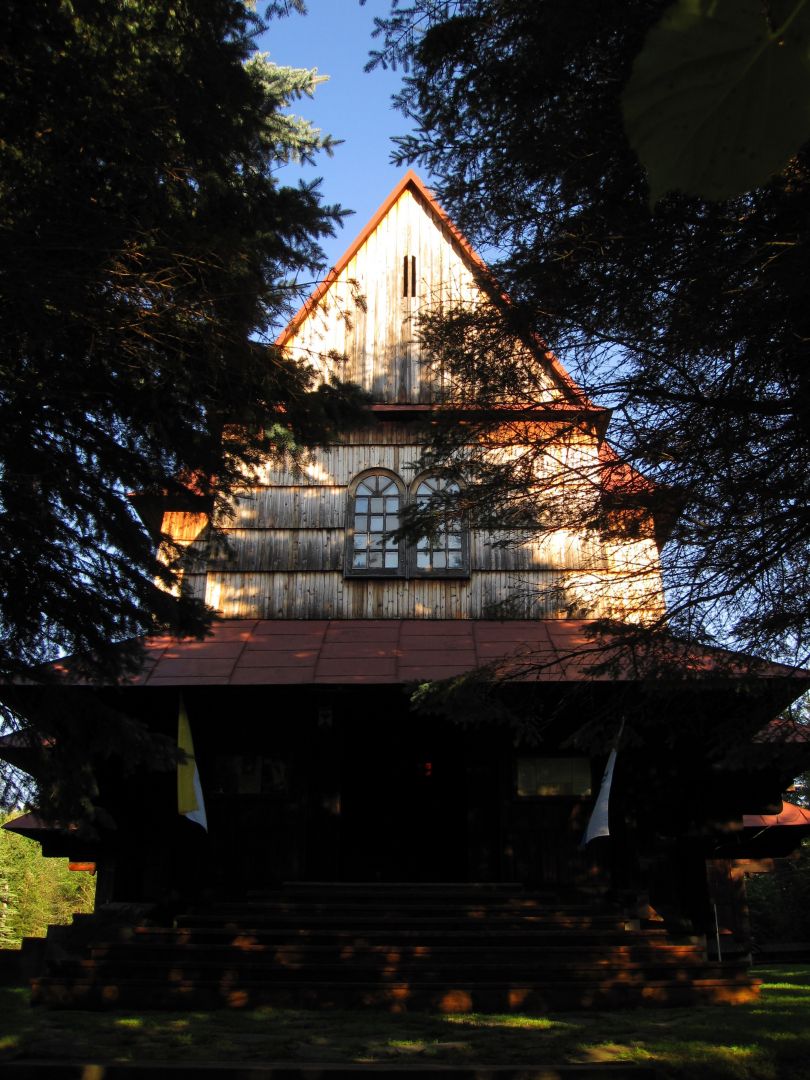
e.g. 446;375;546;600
168;423;665;623
188;568;663;622
233;433;598;492
196;529;604;573
163;179;665;624
282;186;562;404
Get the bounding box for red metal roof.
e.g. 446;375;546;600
118;619;584;687
49;619;809;688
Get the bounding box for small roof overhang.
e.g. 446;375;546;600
731;801;810;859
743;802;810;830
2;811;75;841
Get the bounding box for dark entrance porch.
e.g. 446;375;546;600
338;714;470;882
198;689;492;890
193;685;600;893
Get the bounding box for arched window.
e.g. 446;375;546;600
412;476;468;576
346;472;404;575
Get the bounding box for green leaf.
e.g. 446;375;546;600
622;0;810;203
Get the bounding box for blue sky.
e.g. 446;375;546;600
260;0;420;272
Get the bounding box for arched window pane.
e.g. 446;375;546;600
415;477;464;573
351;474;401;571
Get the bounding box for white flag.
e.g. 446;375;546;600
581;747;617;845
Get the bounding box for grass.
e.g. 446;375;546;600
2;965;810;1078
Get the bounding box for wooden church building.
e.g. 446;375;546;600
4;172;809;1010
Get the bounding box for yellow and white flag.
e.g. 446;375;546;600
177;698;207;831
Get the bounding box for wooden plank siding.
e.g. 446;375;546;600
194;529;605;574
232;436;601;494
192;566;665;622
165;421;665;623
281;186;561;405
162;176;667;627
176;568;616;621
224;487;347;530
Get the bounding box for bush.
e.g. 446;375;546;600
0;812;95;948
747;839;810;944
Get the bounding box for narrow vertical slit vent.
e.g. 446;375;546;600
403;255;418;297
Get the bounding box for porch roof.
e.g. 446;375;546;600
51;619;809;689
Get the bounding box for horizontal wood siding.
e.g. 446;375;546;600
204;572;547;621
197;530;346;573
337;423;429;446
235;434;601;493
224;487;347;530
166;423;664;624
245;444;428;489
196;528;605;573
201;568;663;622
472;530;606;571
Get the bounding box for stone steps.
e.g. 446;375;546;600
128;922;673;944
176;916;639;933
33;973;759;1011
64;958;737;986
186;905;631;924
87;941;704;964
30;882;760;1011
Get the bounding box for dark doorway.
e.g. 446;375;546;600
339;717;468;881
